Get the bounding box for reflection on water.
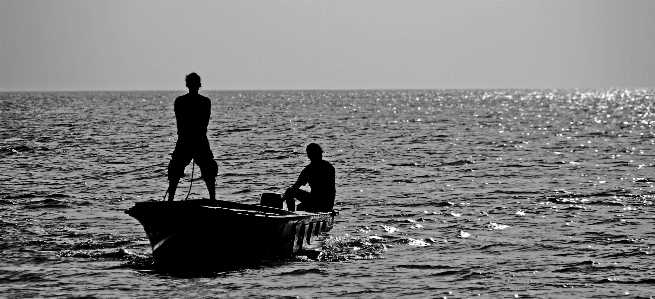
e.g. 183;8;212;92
1;89;654;298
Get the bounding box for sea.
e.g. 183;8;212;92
1;89;654;298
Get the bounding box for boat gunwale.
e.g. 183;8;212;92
125;199;338;219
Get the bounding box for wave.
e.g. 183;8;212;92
439;160;475;167
20;198;70;209
394;264;454;270
0;269;54;284
317;235;387;262
278;268;327;276
59;248;145;260
596;278;655;284
388;162;426;167
542;189;655;207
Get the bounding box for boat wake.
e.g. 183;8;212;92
316;234;387;262
56;234;388;277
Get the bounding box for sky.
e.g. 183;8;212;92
1;0;654;91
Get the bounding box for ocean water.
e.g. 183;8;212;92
1;89;654;298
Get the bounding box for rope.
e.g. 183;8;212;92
184;160;195;201
160;160;195;201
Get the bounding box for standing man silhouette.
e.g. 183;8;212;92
167;73;218;201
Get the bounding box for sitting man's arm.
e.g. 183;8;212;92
291;168;308;190
283;168;309;211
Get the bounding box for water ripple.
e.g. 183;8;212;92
1;89;655;297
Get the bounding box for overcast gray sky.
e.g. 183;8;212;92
1;0;654;91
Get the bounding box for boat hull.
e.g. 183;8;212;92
125;199;336;267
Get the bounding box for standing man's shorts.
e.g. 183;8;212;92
168;138;218;181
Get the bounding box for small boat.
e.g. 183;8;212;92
125;196;337;268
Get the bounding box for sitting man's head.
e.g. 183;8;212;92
185;73;201;91
306;143;323;162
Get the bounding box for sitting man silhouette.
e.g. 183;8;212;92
282;143;336;212
167;73;218;201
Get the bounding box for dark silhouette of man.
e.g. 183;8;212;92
167;73;218;201
282;143;336;212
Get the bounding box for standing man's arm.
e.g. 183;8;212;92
173;98;183;135
201;97;211;132
329;164;336;195
173;98;180;121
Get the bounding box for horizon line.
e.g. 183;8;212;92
2;86;654;93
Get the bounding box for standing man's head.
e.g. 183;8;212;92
185;73;201;92
306;143;323;162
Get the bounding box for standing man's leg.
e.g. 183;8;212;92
168;150;191;201
196;151;218;200
204;177;216;200
167;180;178;201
